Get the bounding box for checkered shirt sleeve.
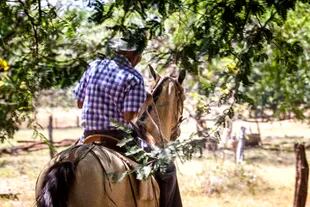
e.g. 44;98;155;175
123;79;147;112
73;67;91;102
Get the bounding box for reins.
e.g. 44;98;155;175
146;97;166;145
138;75;185;145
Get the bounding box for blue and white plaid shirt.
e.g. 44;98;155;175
73;54;147;131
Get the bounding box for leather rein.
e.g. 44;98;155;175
142;76;185;144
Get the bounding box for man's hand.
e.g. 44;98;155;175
145;131;156;146
77;100;83;109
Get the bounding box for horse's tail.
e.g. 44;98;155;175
36;161;76;207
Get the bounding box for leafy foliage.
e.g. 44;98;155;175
110;122;205;180
1;0;310;142
113;126;207;181
246;3;310;119
0;1;96;140
87;0;310;121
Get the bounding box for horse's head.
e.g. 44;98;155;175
138;65;186;146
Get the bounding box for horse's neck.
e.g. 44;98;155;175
137;82;177;145
154;83;176;140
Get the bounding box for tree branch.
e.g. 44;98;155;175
17;0;39;56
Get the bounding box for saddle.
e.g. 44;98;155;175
82;123;151;151
82;127;128;143
83;132;157;202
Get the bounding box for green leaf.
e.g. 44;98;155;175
117;136;134;147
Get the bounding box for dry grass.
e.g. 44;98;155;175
0;122;309;207
0;150;49;207
177;148;303;207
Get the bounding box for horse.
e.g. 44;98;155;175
35;67;186;207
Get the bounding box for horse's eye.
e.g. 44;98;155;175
179;116;183;122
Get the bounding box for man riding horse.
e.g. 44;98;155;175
73;30;183;207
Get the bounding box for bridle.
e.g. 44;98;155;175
142;75;185;144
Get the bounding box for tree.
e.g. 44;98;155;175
0;1;94;141
246;2;310;119
1;0;309;141
87;0;310;128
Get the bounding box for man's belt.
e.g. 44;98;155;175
83;134;119;145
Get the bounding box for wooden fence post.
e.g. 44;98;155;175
76;116;80;127
293;143;309;207
48;115;55;159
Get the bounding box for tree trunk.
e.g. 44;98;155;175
293;143;309;207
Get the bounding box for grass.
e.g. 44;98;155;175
0;150;49;207
0;128;309;207
177;147;309;207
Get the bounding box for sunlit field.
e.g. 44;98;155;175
0;119;309;207
178;148;309;207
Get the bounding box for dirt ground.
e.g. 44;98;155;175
0;107;309;207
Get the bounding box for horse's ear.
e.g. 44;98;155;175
178;70;186;84
149;64;160;81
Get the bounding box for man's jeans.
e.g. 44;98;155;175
155;162;183;207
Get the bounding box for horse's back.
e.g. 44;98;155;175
36;144;160;207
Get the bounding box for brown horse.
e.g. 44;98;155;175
35;67;186;207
